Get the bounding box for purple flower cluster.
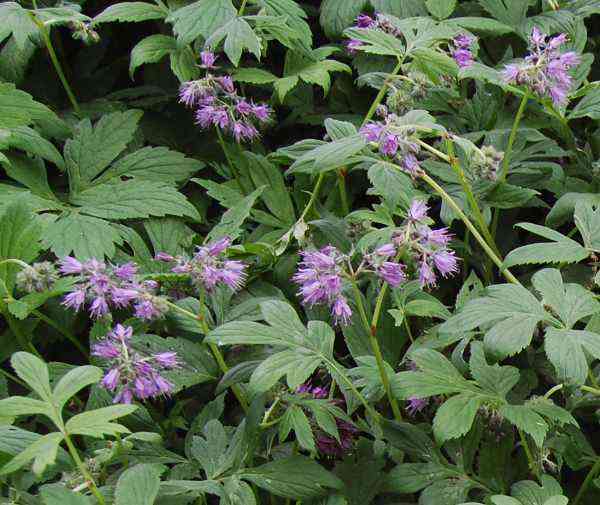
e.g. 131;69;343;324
450;33;476;69
292;246;352;325
360;113;422;175
364;243;406;287
346;12;402;54
297;382;329;399
406;396;428;416
156;237;247;293
502;27;580;106
395;200;459;288
59;257;168;320
179;51;271;142
93;324;179;403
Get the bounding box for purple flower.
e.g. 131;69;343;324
59;256;83;274
346;39;363;54
293;246;352;325
406;396;428;416
134;299;162;320
380;133;399;156
218;76;235;93
359;122;384;142
62;289;86;311
418;260;437;288
408;200;429;222
236;99;253;115
433;250;459;277
375;243;396;257
251;103;271;122
200;50;217;69
356;13;374;28
450;33;476;69
114;263;137;281
377;261;406;287
425;227;452;247
400;152;420;175
155;252;175;262
89;296;109;318
154;352;179;369
179;81;207;108
102;368;120;391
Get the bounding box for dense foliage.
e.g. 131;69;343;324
2;0;600;504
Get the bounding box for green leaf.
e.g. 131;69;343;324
469;343;519;397
0;200;44;292
129;35;177;78
0;2;38;50
319;0;368;38
0;396;49;417
234;67;278;84
7;126;65;170
385;462;459;494
0;431;64;476
569;88;600;119
367;161;416;208
166;0;236;45
0;36;36;85
95;146;204;185
207;186;264;241
439;284;549;359
207;17;261;67
447;17;514;35
545;328;600;385
532;268;600;329
170;45;199;82
93;2;167;24
499;404;547;447
64;110;143;192
41;484;92;505
504;223;588;267
260;299;307;340
574;200;600;252
433;393;483;444
0;83;66;130
411;47;459;81
71;180;200;220
426;0;456;19
240;456;343;499
65;404;137;438
115;463;162;505
285;405;315;452
343;27;405;57
11;351;51;401
287;135;365;175
42;213;124;259
478;0;528;26
52;366;102;409
392;349;477;399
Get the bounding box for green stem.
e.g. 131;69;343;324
445;137;502;258
420;172;521;285
518;428;539;480
30;13;80;115
489;94;528;248
573;456;600;505
403;317;414;343
581;385;600;396
543;383;563;399
349;279;402;421
337;170;350;215
166;300;249;413
299;171;325;222
63;435;105;505
238;0;248;15
215;127;245;194
589;369;600;389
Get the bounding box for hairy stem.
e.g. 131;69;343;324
337;170;350;215
419;172;521;285
216;128;245;194
63;435;105;505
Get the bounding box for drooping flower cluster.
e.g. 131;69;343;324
156;237;247;293
93;324;179;404
59;257;168;320
16;261;58;293
346;12;403;54
502;27;581;106
450;33;476;69
296;382;359;458
360;112;422;175
394;200;459;288
179;51;271;142
292;246;352;325
384;72;432;115
471;145;504;181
